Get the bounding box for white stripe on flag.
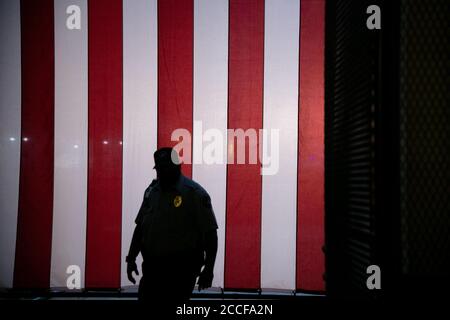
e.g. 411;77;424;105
51;0;88;288
0;0;21;289
193;0;229;289
261;0;300;290
121;0;158;287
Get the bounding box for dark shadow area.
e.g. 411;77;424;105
325;0;449;301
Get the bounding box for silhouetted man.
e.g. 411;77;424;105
126;147;218;303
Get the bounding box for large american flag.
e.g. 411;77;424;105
0;0;324;292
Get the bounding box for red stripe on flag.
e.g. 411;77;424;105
225;0;264;290
296;0;325;291
14;0;55;289
157;0;193;177
85;0;123;288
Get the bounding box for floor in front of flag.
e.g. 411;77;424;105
1;286;324;300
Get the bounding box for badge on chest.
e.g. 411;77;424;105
173;195;182;208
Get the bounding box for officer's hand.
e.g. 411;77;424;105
127;260;139;284
197;269;214;291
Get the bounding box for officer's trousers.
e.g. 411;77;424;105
138;253;202;303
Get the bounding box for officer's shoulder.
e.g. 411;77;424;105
182;176;209;197
144;179;158;197
183;176;214;210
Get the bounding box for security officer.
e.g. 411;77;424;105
126;147;218;302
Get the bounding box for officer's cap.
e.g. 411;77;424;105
153;147;181;169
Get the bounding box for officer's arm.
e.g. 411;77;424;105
127;180;156;262
127;224;142;263
194;189;219;290
198;228;217;291
127;198;145;263
202;229;218;273
126;224;141;284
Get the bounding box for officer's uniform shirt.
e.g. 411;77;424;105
135;175;218;259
